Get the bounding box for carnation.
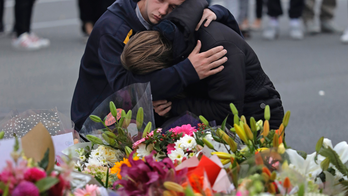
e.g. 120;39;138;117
24;167;46;182
168;124;197;137
12;181;39;196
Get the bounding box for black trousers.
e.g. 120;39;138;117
0;0;4;31
78;0;115;25
267;0;304;19
256;0;264;19
14;0;36;37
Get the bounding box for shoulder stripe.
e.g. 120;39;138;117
123;29;133;44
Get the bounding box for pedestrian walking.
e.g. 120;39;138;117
12;0;50;50
0;0;4;34
303;0;339;34
251;0;265;30
77;0;115;36
263;0;305;40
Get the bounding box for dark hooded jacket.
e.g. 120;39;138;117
155;0;284;129
71;0;242;131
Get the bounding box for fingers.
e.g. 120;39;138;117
196;19;204;31
158;106;171;116
207;48;227;64
204;17;213;27
202;45;225;58
153;100;168;107
192;40;202;54
153;100;172;116
207;66;224;76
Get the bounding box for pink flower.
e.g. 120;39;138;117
132;138;145;149
24;168;46;182
166;143;175;154
168;124;197;137
0;160;28;192
12;181;39;196
74;184;100;196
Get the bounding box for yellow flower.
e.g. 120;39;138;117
110;158;131;179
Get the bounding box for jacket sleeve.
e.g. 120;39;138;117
97;33;200;100
208;5;243;38
170;50;246;125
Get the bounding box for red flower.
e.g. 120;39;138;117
48;173;70;196
24;167;46;182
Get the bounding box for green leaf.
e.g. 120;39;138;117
35;177;59;193
124;110;132;127
38;148;50;170
233;114;239;125
319;147;348;176
0;131;4;139
199;115;209;126
184;185;195;196
264;105;270;120
143;122;152;138
105;166;109;189
283;111;291;127
221;116;228;131
86;135;104;145
316;137;324;153
230;103;238;115
118;117;125;128
297;183;305;196
250;117;257;132
102;133;116;146
109;101;117;119
89;115;103;123
136;107;144;130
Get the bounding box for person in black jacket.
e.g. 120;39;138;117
71;0;243;132
121;0;284;129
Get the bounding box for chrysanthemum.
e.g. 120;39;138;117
110;158;131;179
168;148;187;162
180;135;197;150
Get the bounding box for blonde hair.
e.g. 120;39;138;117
121;31;173;75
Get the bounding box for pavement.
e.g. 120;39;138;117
0;0;347;152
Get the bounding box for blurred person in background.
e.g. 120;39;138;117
78;0;115;36
251;0;265;30
303;0;340;34
263;0;305;40
12;0;50;50
341;4;348;44
238;0;251;38
0;0;4;34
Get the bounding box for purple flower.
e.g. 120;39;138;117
113;153;178;196
12;181;39;196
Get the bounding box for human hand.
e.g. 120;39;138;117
195;8;217;31
188;40;227;79
153;100;172;116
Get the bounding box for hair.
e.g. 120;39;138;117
120;31;173;75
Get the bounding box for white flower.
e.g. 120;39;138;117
322;139;348;180
136;143;154;158
74;160;82;170
204;132;214;141
168;148;187;162
87;145;124;167
286;149;322;179
174;139;184;150
179;135;197;151
79;155;86;162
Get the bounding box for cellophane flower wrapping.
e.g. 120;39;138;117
0;108;74;139
79;83;155;143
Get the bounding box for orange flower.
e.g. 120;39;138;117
262;167;271;177
283;177;291;189
275;129;283;144
110;158;131;179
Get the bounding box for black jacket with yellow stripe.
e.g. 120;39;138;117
71;0;239;131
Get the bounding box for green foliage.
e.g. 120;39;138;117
0;131;4;139
136;107;144;130
35;177;59;193
38;148;50;170
264;105;270;120
319;147;348;176
199;115;209;127
89;115;103;123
